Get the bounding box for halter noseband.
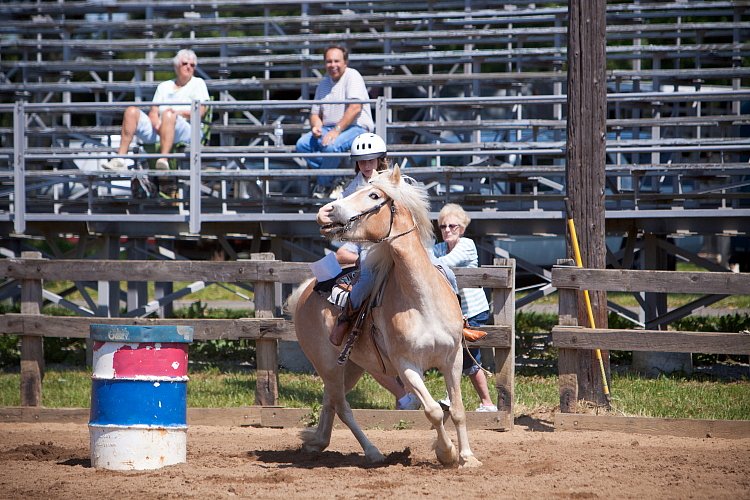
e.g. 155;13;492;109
339;196;417;243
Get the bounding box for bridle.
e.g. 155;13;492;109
337;195;417;243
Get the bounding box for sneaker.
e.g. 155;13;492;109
155;158;170;171
101;158;128;171
396;393;421;410
475;404;498;412
328;184;344;200
438;396;451;411
311;184;329;199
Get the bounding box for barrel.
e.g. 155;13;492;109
88;324;194;471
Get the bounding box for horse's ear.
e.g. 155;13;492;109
390;164;402;185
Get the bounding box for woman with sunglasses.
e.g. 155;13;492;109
102;49;210;171
433;203;498;412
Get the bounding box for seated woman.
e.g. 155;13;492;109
433;203;498;412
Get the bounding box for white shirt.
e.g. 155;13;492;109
152;76;210;114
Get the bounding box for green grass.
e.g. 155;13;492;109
607;373;750;420
1;367;747;420
44;281;253;304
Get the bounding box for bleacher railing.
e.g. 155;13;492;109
2;89;749;235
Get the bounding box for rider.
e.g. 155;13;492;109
318;132;389;346
333;132;390;266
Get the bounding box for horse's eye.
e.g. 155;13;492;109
368;192;380;200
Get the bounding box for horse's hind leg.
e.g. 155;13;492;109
343;361;365;393
301;362;384;464
321;361;384;463
300;388;336;453
301;361;365;453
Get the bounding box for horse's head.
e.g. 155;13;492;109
317;166;435;247
318;167;400;243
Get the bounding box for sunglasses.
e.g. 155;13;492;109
439;224;461;231
180;61;196;68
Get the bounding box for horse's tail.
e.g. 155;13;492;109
284;277;315;318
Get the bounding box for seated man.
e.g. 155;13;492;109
102;48;210;171
295;45;374;197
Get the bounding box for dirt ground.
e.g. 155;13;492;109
1;413;748;500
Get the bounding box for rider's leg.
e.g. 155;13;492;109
329;257;375;346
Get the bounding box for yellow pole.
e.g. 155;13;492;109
565;200;611;404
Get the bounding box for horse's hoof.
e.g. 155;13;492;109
459;455;483;468
436;444;458;467
365;449;386;463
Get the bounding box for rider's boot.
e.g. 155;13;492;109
330;298;356;346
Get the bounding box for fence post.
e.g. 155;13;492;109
20;251;44;406
492;258;515;429
556;259;579;413
251;252;278;406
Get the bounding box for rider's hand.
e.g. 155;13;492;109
317;202;335;225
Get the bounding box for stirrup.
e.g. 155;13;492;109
463;319;487;342
336;306;368;365
329;316;351;346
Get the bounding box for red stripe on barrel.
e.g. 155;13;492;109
93;342;188;379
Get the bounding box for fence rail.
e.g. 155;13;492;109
551;266;750;413
1;252;516;428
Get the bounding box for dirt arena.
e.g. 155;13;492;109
1;414;748;499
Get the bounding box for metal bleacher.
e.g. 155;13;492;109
1;1;749;300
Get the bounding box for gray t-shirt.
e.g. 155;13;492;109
311;67;374;131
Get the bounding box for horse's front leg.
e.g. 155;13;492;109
443;355;482;468
399;367;458;467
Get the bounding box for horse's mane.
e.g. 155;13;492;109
369;168;434;248
365;168;436;298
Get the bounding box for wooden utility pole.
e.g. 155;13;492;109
565;0;610;405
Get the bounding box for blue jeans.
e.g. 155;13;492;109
349;248;372;310
463;309;490;376
295;125;367;187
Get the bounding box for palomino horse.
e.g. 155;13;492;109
287;166;481;468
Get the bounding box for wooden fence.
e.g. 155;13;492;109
0;252;515;429
551;265;750;438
